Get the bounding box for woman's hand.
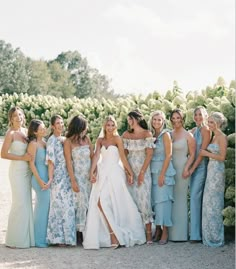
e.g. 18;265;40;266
127;172;134;185
71;180;80;192
199;149;209;157
158;174;165;187
182;168;190;179
138;171;145;186
23;152;32;162
90;173;97;184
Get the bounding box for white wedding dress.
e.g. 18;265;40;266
83;145;146;249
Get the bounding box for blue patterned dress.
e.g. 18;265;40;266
46;135;76;245
32;147;50;247
150;130;175;227
72;145;91;232
123;137;155;224
190;127;208;240
202;144;225;247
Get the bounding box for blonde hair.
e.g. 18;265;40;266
209;112;227;130
150;110;166;135
102;115;118;137
193;106;208;125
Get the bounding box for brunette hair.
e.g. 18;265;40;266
170;108;185;126
127;109;148;132
28;119;43;142
49;115;63;137
66;115;88;144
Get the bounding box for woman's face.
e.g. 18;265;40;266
35;123;47;138
11;110;24;128
194;109;204;125
171;112;183;129
105;120;116;135
127;116;135;128
207;116;217;131
53;118;64;135
152;114;164;130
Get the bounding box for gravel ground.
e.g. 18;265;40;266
0;140;235;269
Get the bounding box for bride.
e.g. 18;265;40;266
83;116;146;249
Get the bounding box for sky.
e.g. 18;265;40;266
0;0;235;95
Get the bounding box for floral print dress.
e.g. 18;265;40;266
202;144;225;247
72;145;91;232
123;137;155;224
46;135;76;245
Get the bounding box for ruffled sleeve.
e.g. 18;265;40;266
45;135;55;165
123;137;155;151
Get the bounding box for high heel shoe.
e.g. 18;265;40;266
158;239;168;245
146;231;153;245
110;232;120;249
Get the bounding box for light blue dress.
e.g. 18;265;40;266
72;145;91;232
150;130;175;227
32;147;50;247
169;138;190;241
123;137;155;224
202;144;225;247
190;127;208;240
46;135;76;245
5;141;35;248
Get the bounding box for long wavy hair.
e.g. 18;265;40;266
127;109;148;133
193;106;208;126
8;106;26;127
66;115;88;144
28;119;43;142
102;115;119;137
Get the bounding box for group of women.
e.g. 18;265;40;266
1;105;227;249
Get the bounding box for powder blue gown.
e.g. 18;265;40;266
32;147;50;247
190;126;208;240
202;144;225;247
150;130;175;227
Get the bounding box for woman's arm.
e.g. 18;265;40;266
200;135;227;161
1;130;32;161
90;138;102;183
87;136;94;159
116;137;134;183
183;132;196;179
158;132;172;187
189;126;211;176
138;133;154;186
64;139;79;192
28;141;47;189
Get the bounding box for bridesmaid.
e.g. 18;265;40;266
168;108;195;242
27;119;50;247
189;107;211;242
64;115;93;243
200;112;227;247
150;111;176;245
122;109;154;244
1;106;35;248
46;115;76;246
